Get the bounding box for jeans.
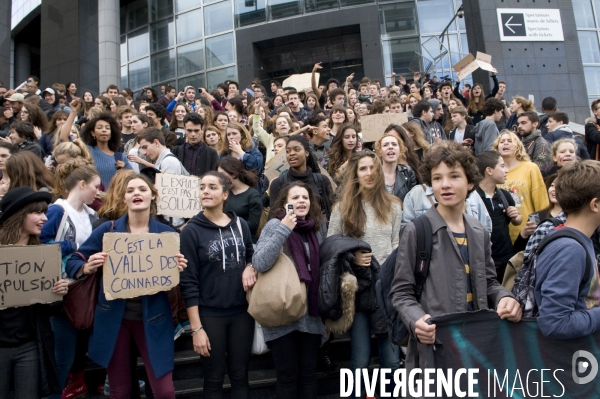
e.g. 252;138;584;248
200;312;254;399
269;331;321;399
349;311;400;394
107;320;175;399
48;314;78;398
0;340;40;399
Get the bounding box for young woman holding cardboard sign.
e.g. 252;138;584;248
0;186;69;399
66;173;187;399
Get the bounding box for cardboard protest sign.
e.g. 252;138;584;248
102;232;180;300
156;173;202;218
360;113;409;142
0;244;62;309
282;73;319;93
264;149;290;182
453;51;497;81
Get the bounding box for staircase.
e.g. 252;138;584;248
85;330;383;398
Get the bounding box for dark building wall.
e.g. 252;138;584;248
40;0;99;94
236;5;383;87
464;0;589;122
0;0;10;86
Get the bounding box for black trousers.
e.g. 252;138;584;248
269;330;321;399
200;312;254;399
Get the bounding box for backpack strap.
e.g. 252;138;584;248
539;217;562;228
536;229;594;292
413;214;433;302
51;202;70;243
496;188;510;211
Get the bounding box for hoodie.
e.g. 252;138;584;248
179;211;254;316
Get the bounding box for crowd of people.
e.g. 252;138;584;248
0;65;599;399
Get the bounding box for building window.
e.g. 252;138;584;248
207;66;237;89
176;8;203;44
152;49;177;83
175;0;201;13
178;73;207;91
268;0;301;21
129;57;151;89
150;0;174;21
206;33;235;69
304;0;339;14
127;0;149;32
128;28;150;61
177;40;205;76
574;0;596;29
380;2;418;38
204;1;234;36
151;18;175;52
234;0;267;27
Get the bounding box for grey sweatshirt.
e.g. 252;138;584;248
474;118;499;155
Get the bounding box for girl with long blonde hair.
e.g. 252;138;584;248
492;130;548;242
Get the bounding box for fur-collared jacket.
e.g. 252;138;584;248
318;234;386;335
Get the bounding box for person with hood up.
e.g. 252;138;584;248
428;98;446;132
180;171;256;399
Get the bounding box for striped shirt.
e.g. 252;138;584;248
453;232;474;311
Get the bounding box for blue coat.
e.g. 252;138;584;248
65;215;175;378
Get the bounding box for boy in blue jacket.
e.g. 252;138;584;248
535;161;600;339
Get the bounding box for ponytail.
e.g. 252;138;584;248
54;160;99;198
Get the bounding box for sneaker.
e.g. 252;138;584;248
62;372;88;399
103;377;145;395
174;323;184;340
181;320;191;332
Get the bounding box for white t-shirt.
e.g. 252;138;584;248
62;201;92;248
454;128;465;143
128;147;141;173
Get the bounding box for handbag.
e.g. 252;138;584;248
63;272;100;329
63;221;113;329
250;321;269;355
246;250;306;328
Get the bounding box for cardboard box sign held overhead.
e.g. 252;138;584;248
453;52;497;82
102;232;180;300
0;244;62;309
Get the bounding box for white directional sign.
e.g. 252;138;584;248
497;9;564;42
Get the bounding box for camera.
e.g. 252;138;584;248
198;88;203;93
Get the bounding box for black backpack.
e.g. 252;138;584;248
512;227;594;317
375;214;433;345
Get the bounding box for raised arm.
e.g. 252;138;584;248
59;98;81;144
311;62;323;100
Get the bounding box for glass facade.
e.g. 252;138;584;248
120;0;236;91
380;0;469;83
575;0;600;104
118;0;467;91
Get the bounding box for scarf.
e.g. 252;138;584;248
276;211;320;316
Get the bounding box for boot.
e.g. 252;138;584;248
62;371;88;399
317;338;340;374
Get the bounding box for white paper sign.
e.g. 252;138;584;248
497;9;564;42
282;73;319;93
